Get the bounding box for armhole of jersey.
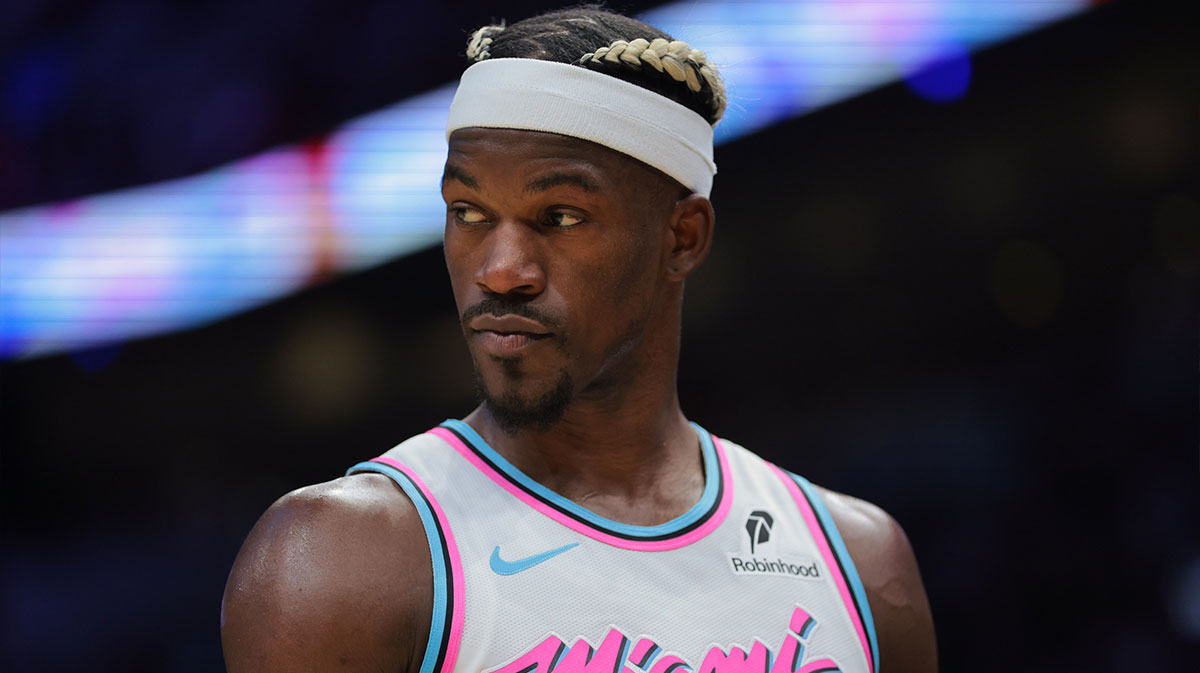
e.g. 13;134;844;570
776;467;881;673
347;458;464;673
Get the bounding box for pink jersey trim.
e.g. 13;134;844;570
426;426;734;551
769;463;875;673
371;456;465;673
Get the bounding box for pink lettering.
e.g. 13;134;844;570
487;606;841;673
769;607;814;673
629;638;662;670
493;635;568;673
789;608;816;640
698;642;772;673
555;629;630;673
647;654;689;673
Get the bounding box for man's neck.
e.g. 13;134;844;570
463;393;705;527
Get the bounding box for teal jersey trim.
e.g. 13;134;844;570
790;472;881;673
441;419;721;538
347;461;450;673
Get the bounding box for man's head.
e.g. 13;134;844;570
441;6;724;434
461;6;726;127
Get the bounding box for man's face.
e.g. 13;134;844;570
441;128;681;432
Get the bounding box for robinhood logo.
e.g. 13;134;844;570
745;510;774;554
734;510;820;580
728;554;822;581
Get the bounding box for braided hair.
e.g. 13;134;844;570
464;5;726;126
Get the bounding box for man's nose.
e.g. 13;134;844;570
475;221;546;296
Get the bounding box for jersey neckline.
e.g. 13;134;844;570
431;419;734;550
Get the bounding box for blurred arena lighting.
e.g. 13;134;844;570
904;45;973;103
0;0;1091;359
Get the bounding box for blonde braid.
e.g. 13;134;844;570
466;24;506;61
580;37;727;124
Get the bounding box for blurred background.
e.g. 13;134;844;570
1;0;1196;671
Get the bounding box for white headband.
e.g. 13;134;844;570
446;59;717;197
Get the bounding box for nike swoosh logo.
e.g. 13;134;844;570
490;542;580;576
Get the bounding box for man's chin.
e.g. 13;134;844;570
476;371;574;435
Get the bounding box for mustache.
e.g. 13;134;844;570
460;296;563;331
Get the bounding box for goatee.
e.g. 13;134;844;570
475;367;574;435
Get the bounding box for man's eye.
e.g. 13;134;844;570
453;207;487;224
548;212;583;228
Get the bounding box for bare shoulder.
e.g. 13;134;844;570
221;473;432;673
812;485;938;673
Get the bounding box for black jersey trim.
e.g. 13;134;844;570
439;420;726;543
787;471;880;673
347;460;455;673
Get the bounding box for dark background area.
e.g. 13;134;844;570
2;0;1197;671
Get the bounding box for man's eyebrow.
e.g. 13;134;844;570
524;172;599;194
441;164;479;190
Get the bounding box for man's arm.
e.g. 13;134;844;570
818;487;938;673
221;474;432;673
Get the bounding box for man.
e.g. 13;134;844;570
221;7;936;673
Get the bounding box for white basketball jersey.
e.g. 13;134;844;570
347;420;880;673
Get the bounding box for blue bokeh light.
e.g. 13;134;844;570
905;46;973;103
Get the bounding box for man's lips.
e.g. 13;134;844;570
468;314;552;355
468;314;551;336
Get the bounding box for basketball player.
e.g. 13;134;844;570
221;7;936;673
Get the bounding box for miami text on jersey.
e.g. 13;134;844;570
489;606;842;673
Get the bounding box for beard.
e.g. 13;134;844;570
474;364;574;435
461;294;575;434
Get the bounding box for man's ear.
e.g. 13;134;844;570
665;194;715;281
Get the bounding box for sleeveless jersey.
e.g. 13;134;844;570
347;420;880;673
